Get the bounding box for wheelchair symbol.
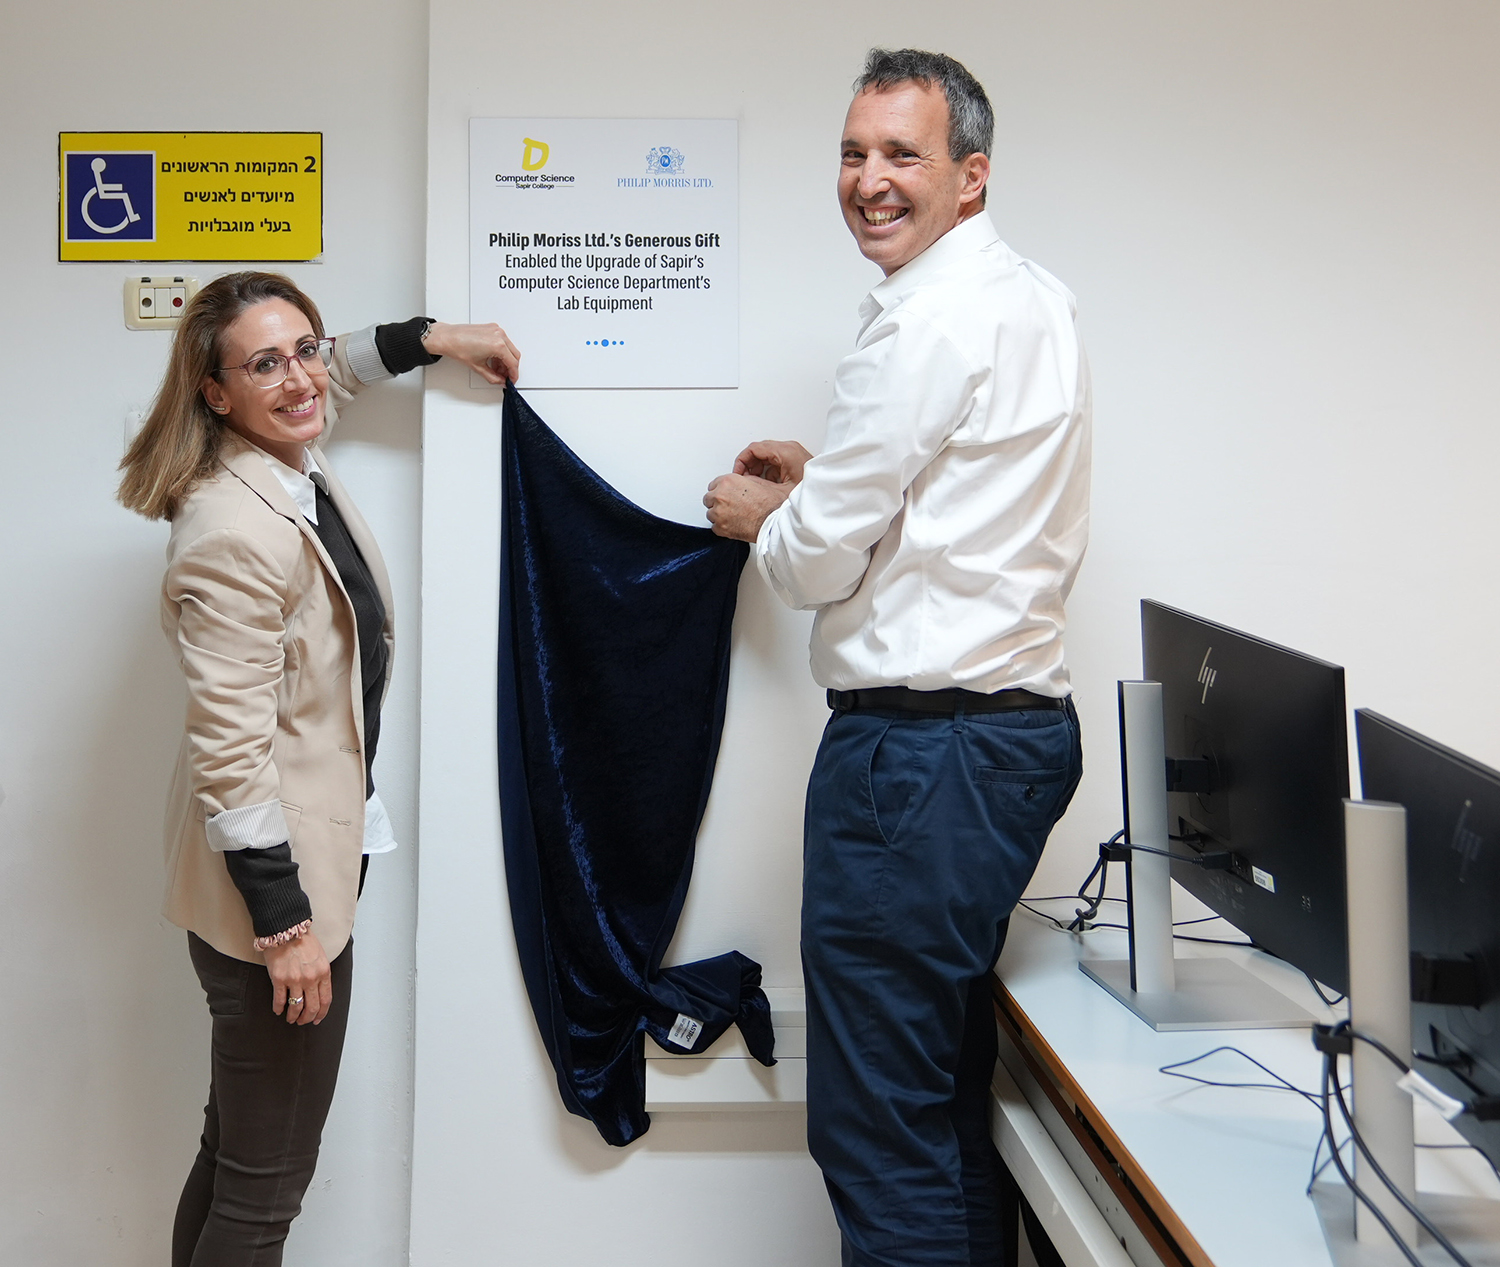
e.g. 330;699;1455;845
80;157;143;235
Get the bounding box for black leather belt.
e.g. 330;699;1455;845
827;686;1066;715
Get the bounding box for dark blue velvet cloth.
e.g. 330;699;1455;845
498;389;775;1146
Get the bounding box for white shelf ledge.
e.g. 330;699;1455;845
645;987;806;1110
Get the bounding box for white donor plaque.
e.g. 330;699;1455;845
470;118;738;388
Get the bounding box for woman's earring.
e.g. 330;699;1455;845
209;403;228;414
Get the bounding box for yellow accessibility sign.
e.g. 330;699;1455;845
59;132;322;262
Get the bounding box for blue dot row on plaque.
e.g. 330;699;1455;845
585;339;625;346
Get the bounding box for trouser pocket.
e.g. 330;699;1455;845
187;932;252;1017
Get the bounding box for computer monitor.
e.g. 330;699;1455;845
1142;600;1350;994
1355;709;1500;1169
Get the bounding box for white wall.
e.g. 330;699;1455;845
999;0;1500;900
0;2;428;1263
414;2;1499;1264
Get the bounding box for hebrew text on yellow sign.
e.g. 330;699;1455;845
59;132;322;262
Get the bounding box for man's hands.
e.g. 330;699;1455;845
734;439;812;486
705;439;812;541
422;321;521;386
264;930;333;1025
703;474;791;542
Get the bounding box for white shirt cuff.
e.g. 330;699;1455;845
343;324;393;385
205;799;291;852
753;505;796;608
363;790;399;855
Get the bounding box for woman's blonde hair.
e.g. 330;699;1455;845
117;271;325;520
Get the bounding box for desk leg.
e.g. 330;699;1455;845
998;1161;1066;1267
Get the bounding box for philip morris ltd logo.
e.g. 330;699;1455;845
646;145;685;174
1197;648;1218;704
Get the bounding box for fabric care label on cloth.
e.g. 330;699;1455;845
668;1014;704;1050
469;118;738;388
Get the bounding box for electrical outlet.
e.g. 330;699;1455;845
124;274;200;330
125;406;148;449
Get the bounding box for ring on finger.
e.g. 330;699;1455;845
288;995;305;1006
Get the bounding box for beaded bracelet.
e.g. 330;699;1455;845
253;919;312;953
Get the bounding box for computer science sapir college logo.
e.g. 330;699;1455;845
646;146;685;174
494;137;574;191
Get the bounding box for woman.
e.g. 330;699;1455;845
118;271;518;1265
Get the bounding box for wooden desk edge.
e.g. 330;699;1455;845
993;976;1217;1267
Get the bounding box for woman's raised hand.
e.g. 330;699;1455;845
422;321;521;386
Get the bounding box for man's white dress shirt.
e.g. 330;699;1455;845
755;212;1092;697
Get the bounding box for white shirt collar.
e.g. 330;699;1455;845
863;210;1002;318
259;448;325;525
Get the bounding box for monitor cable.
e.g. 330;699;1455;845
1020;840;1348;1006
1159;1045;1322;1109
1303;972;1347;1009
1018;831;1253;941
1069;830;1122;932
1159;1040;1494;1264
1313;1022;1477;1267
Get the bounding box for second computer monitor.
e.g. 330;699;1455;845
1141;600;1350;994
1356;709;1500;1170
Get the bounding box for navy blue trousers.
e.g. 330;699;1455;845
802;701;1082;1266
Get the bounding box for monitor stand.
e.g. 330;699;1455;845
1077;680;1318;1032
1311;798;1500;1264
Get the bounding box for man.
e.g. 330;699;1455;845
703;48;1091;1266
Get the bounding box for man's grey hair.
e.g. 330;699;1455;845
853;48;994;162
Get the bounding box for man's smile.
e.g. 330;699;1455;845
860;206;910;227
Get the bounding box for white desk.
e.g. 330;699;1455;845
989;907;1500;1267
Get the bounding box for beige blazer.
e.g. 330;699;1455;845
159;340;395;963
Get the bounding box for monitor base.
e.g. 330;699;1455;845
1311;1181;1500;1266
1079;956;1316;1031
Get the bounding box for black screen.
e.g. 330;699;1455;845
1356;709;1500;1170
1142;601;1350;993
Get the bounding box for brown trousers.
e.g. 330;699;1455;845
172;933;353;1267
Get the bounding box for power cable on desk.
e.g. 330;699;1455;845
1158;1045;1322;1109
1069;829;1123;931
1157;1033;1492;1265
1315;1021;1476;1267
1014;899;1093;932
1025;830;1253;936
1317;1049;1431;1266
1022;844;1348;1009
1158;1045;1345;1193
1157;1045;1355;1191
1015;899;1255;947
1303;971;1347;1009
1170;932;1255;946
1019;830;1188;933
1156;1040;1476;1260
1312;1140;1500;1189
1017;901;1234;931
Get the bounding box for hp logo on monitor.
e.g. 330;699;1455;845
1197;649;1218;704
